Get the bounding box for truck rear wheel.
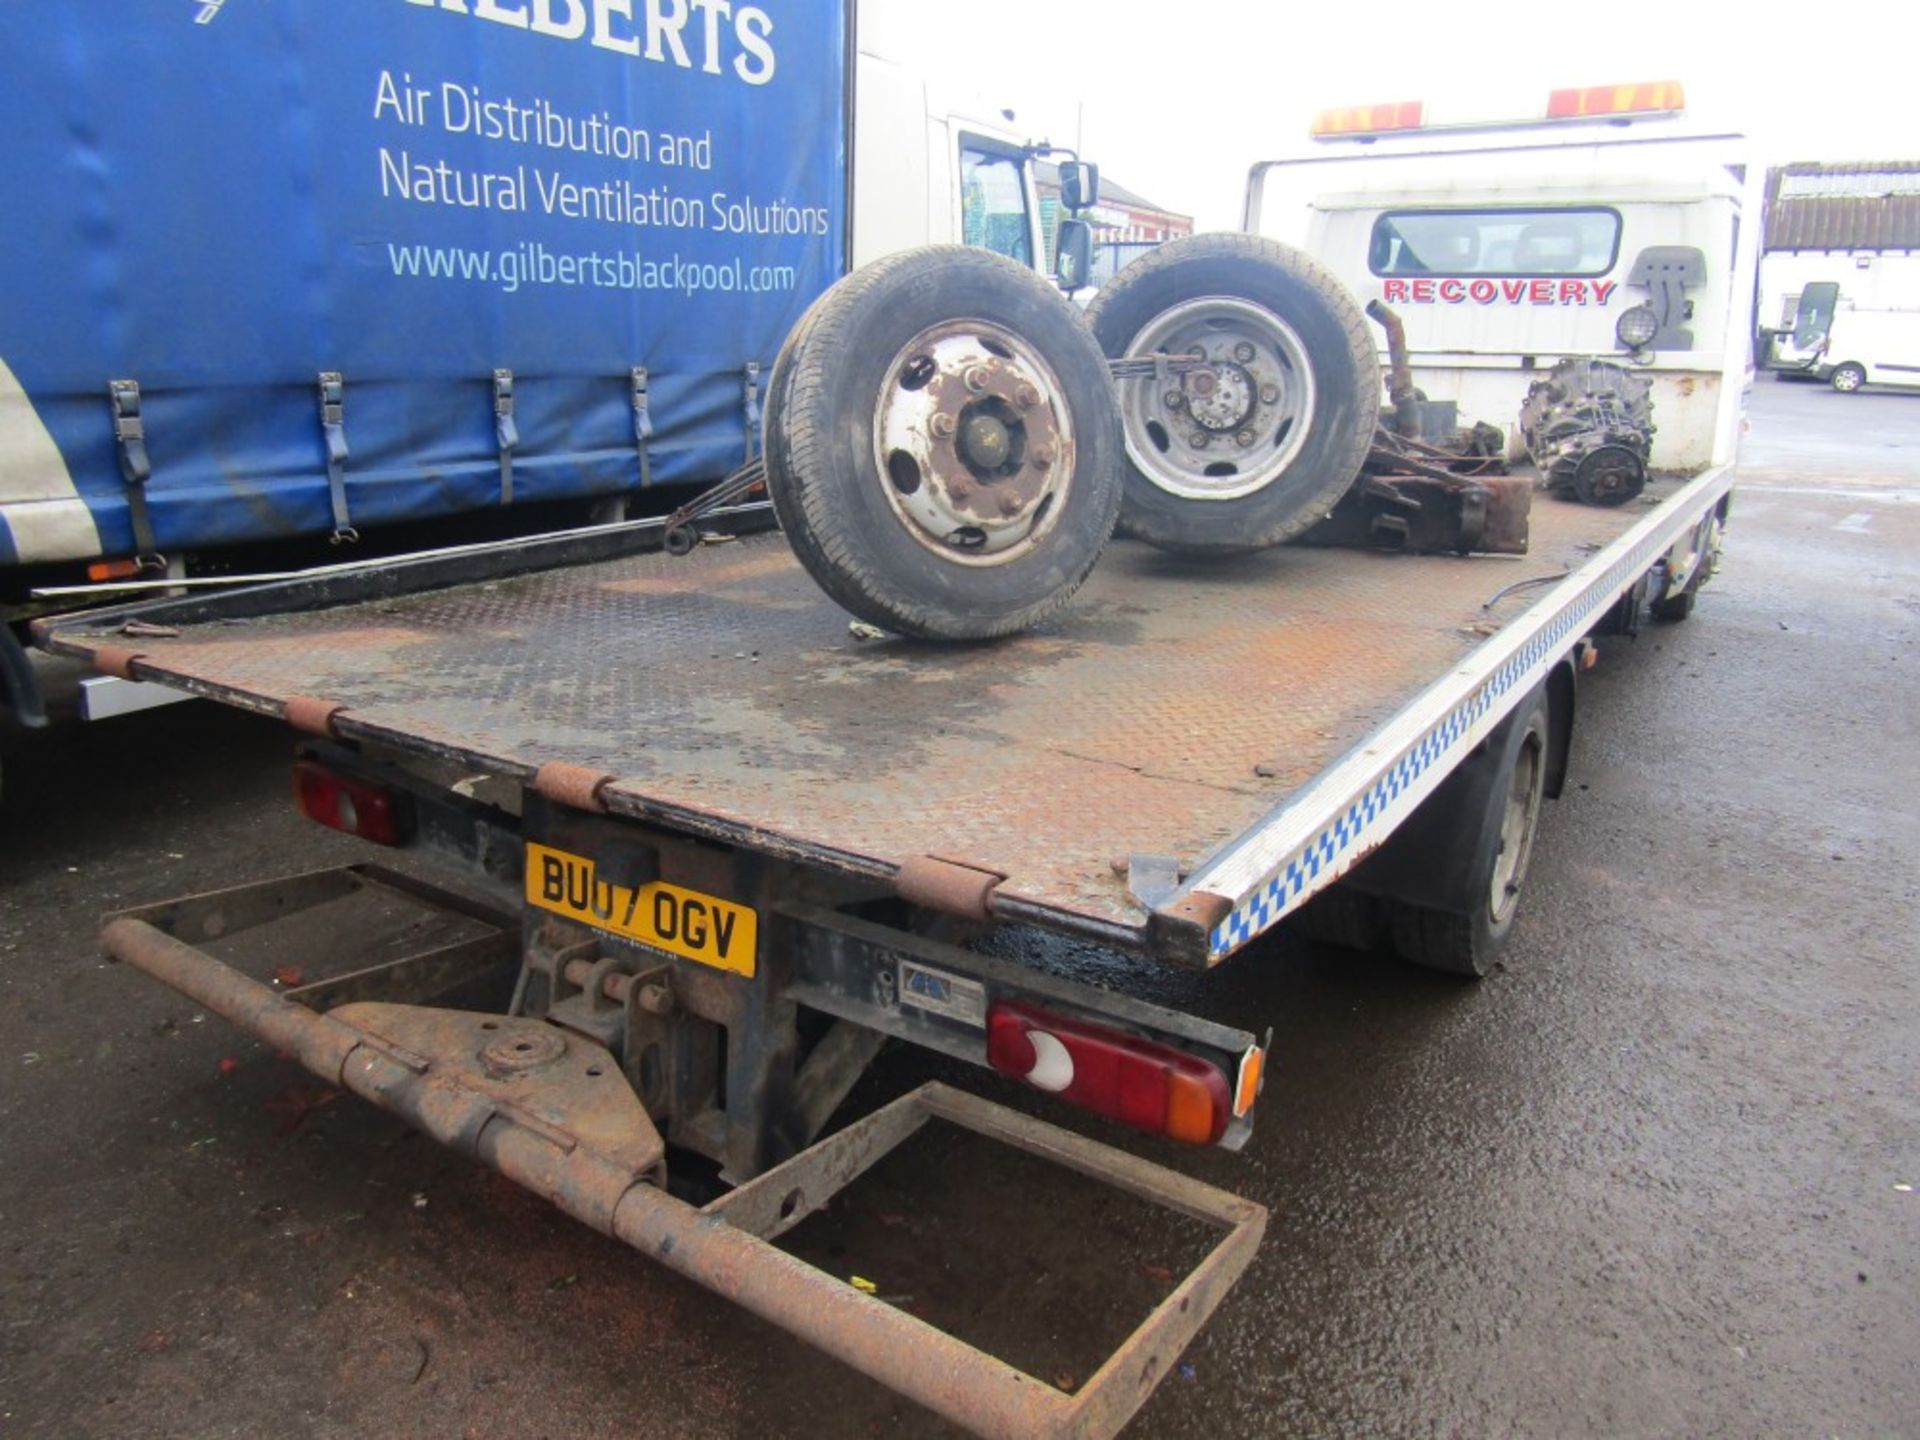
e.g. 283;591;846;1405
1387;694;1550;976
764;246;1122;641
1084;234;1377;555
1650;505;1726;622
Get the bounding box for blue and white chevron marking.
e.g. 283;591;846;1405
1205;474;1731;961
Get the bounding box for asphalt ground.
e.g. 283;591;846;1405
1;373;1914;1438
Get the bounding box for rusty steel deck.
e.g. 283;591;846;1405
43;486;1674;952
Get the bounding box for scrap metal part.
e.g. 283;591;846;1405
1519;359;1655;507
1305;469;1532;556
1304;300;1529;556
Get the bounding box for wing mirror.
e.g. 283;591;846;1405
1058;160;1099;213
1054;218;1093;291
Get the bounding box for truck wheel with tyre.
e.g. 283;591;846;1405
765;246;1123;641
1385;690;1551;976
1317;681;1561;978
1084;234;1378;555
1650;503;1727;622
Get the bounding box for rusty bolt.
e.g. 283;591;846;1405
1233;341;1256;363
636;982;675;1016
949;477;973;500
1031;445;1055;467
998;491;1024;516
964;365;992;393
1235;429;1255;447
1189;431;1210;448
1260;384;1280;404
930;412;957;438
1014;383;1039;409
1163;389;1185;409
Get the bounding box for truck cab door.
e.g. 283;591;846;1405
952;133;1043;273
1792;281;1839;352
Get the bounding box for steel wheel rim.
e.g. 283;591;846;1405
1836;367;1862;391
1489;732;1545;926
870;319;1075;568
1117;296;1315;502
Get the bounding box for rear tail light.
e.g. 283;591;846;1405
986;1002;1233;1145
294;760;410;846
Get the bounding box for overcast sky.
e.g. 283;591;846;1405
879;0;1920;229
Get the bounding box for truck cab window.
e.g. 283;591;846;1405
959;143;1032;265
1370;208;1622;278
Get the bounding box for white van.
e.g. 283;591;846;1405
1812;308;1920;392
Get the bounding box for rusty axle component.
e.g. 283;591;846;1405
99;913;1264;1439
1365;299;1422;439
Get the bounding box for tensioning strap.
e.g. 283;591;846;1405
316;371;357;544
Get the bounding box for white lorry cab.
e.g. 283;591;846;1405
1243;85;1759;478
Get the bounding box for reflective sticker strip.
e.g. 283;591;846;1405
0;356;102;563
1195;466;1736;961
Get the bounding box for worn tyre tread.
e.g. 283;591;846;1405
1288;885;1388;953
1384;902;1487;977
1086;233;1378;554
767;247;1121;640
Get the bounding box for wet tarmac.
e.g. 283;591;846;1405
1;376;1914;1437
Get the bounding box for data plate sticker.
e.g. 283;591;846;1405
896;961;987;1027
525;841;757;977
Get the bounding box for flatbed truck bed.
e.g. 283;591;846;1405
39;466;1730;964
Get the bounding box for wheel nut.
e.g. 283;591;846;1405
1031;446;1055;466
1260;384;1280;404
1189;432;1210;449
964;366;992;393
998;492;1023;516
949;478;972;500
1235;429;1255;447
930;412;956;438
1015;384;1039;409
1163;389;1185;409
1233;341;1256;364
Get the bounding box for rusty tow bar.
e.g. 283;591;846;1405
101;914;1265;1439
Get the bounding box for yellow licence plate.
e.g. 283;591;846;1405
525;841;758;977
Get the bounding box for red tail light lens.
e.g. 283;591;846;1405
293;760;409;846
986;1002;1232;1145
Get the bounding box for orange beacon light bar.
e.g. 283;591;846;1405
1311;82;1685;140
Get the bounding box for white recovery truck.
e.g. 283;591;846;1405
30;48;1757;1440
